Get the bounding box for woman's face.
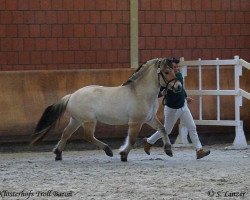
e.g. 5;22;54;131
172;63;180;73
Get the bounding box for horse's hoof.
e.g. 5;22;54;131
53;148;62;161
104;145;113;157
55;155;62;161
119;152;128;162
164;144;173;157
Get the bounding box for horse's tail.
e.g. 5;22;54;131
31;94;71;145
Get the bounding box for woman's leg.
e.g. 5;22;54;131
179;104;202;150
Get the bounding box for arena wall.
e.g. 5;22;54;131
0;69;133;142
138;0;250;62
0;0;249;71
0;0;249;143
0;67;249;143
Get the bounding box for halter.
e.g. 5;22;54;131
157;61;180;105
156;60;178;90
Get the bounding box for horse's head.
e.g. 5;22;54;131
156;58;182;93
122;58;182;93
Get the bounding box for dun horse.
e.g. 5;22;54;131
31;58;182;162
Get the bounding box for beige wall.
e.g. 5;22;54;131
0;69;133;142
0;68;249;143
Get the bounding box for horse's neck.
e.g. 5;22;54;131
134;67;160;100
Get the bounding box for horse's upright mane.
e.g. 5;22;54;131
122;59;158;86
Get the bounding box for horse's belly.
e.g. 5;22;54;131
96;110;129;125
98;117;127;125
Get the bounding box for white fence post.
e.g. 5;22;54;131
231;56;248;149
198;58;202;120
216;58;220;121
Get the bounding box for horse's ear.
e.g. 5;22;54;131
167;59;173;67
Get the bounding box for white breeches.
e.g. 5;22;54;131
147;102;202;150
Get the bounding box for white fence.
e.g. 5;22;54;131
175;56;250;149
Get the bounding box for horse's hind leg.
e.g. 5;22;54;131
119;122;142;162
53;117;81;161
147;117;173;157
83;121;113;157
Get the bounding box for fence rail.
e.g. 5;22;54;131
240;89;250;100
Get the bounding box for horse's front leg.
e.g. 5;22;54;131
147;117;173;157
119;122;142;162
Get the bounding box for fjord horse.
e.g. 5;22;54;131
31;58;182;162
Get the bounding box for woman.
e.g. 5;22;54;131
143;58;210;159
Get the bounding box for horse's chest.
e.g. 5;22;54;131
130;100;158;121
146;102;158;119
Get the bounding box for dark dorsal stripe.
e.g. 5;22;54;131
122;58;173;86
122;63;145;86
